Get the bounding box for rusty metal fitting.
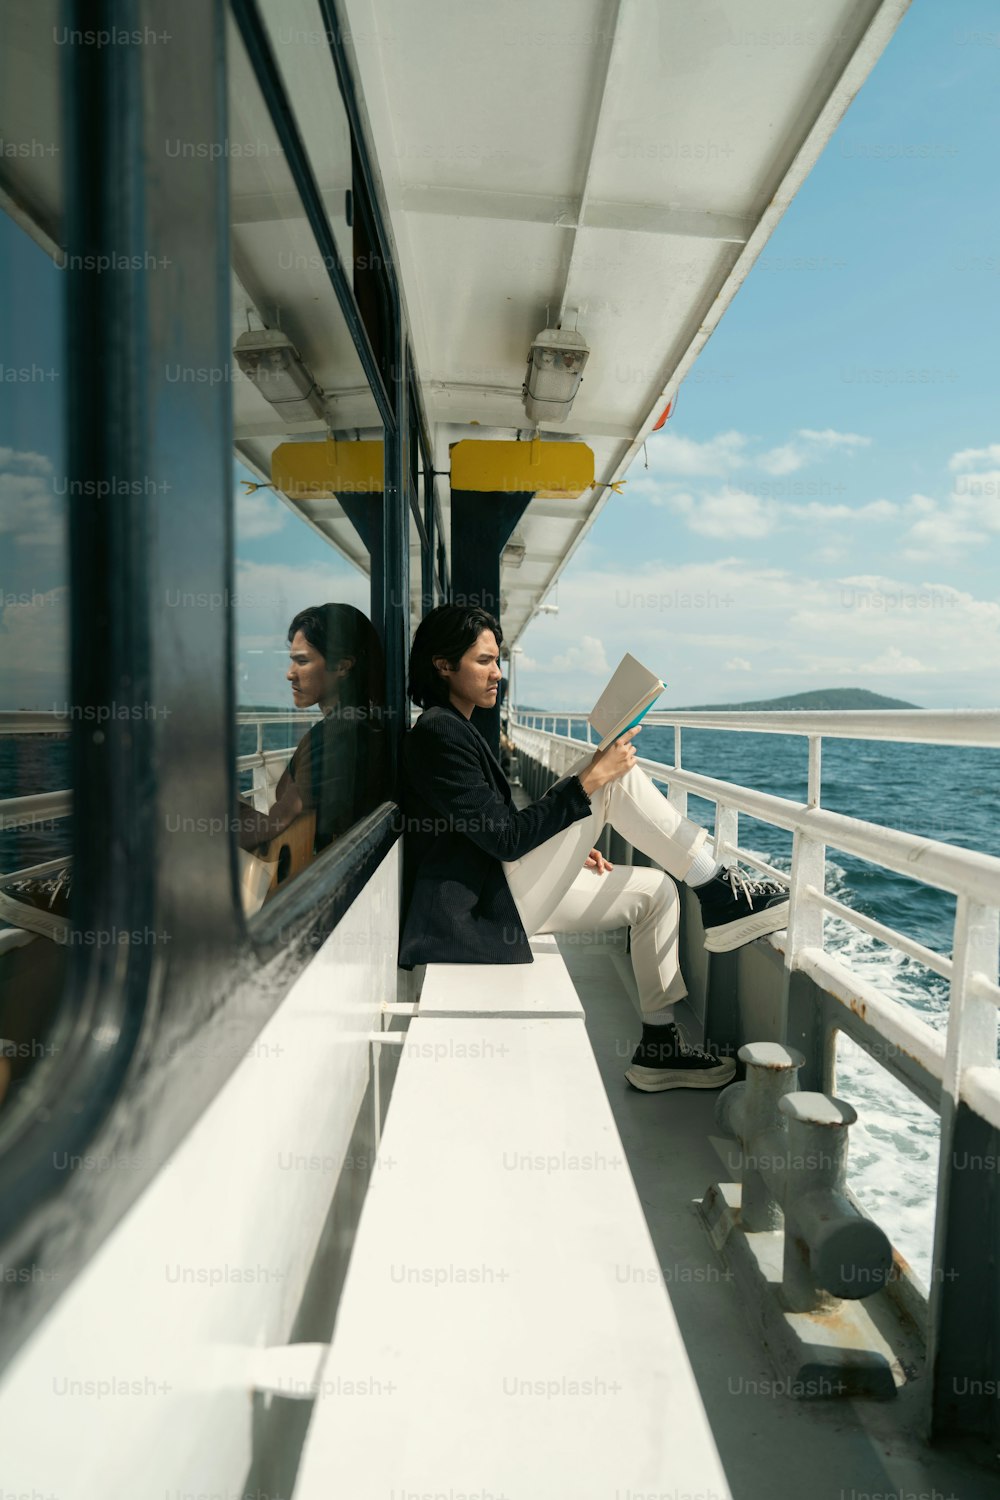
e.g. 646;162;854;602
777;1092;893;1312
715;1042;805;1231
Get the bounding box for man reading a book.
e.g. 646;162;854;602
398;604;789;1092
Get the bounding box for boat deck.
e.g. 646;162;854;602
555;922;995;1498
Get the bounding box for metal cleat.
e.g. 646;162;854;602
715;1041;805;1232
778;1092;893;1313
701;1044;908;1399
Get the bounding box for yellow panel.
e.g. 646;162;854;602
272;439;384;497
450;438;593;497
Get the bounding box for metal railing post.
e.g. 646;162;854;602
807;735;822;806
783;824;828;1092
667;725;687;816
714;804;738;865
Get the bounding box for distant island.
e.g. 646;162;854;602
674;688;919;712
515;687;921;716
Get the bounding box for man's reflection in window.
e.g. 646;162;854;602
238;603;388;858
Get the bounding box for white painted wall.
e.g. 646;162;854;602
0;845;400;1499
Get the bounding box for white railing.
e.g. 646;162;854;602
234;709;319;758
0;709;315;877
234;710;319;811
510;708;1000;1134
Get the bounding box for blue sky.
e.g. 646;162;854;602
516;0;1000;710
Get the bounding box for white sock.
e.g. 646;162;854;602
684;845;723;888
642;1006;676;1027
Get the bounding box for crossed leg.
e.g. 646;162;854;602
501;754;709;1018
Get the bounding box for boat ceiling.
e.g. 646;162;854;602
2;0;911;644
339;0;910;643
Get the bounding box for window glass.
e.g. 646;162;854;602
257;0;353;275
420;440;442;612
0;1;69;1117
257;0;394;402
408;495;424;640
226;14;389;914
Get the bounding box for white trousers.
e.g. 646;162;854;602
501;754;708;1017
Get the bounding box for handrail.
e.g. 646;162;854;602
634;758;1000;906
513;705;1000;748
0;710;312;835
0;791;73;831
509;714;1000;1144
513;727;1000;907
0;712;71;737
0;708;314;736
236;747;297;772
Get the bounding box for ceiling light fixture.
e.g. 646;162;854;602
233;328;327;423
502;531;527;568
522;325;589;423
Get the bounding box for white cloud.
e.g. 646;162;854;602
0;447;52;475
634;426;895;539
812;544;849;564
0;586;69;710
785;499;897;524
756;427;872;477
903;511;987;560
858;647;928;675
893;441;1000;557
686;489;776;539
644;429;748;476
757;443;804;476
236;486;288;540
0;449;64;548
647;489;696;514
514;560;1000;709
798;428;872;450
948;443;1000;471
948;470;1000;519
549;635;611;676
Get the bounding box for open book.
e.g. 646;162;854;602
588;653;665;752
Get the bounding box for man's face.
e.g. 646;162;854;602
435;629;503;716
287;629;352;709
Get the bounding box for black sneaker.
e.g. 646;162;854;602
625;1023;736;1092
695;866;789;953
0;865;71;941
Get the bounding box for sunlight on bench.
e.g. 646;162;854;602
291;942;731;1498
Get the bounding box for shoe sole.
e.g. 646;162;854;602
0;891;69;942
624;1059;736;1092
702;900;789;954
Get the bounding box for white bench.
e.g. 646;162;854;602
291;949;731;1499
416;932;584;1017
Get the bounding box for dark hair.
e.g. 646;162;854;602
408;604;503;709
288;603;385;710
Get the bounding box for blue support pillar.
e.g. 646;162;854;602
450;488;532;758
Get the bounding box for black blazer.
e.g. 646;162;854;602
398;702;592;966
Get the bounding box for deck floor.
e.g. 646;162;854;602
551;922;996;1500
